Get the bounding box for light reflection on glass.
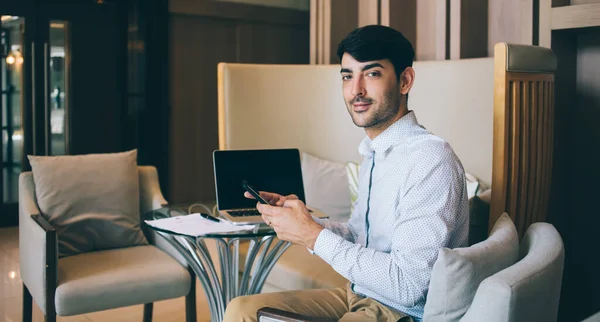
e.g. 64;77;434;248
49;20;68;155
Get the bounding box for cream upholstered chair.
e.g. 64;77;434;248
460;221;565;322
256;217;565;322
19;164;196;322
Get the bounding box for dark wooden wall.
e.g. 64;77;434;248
548;28;600;322
168;0;309;203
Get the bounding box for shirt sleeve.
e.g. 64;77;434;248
314;146;467;307
313;217;358;243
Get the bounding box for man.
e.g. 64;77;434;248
223;25;469;322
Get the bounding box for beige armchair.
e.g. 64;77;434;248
19;165;196;322
256;217;565;322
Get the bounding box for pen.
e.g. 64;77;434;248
199;212;220;222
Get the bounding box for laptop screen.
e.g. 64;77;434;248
213;149;306;210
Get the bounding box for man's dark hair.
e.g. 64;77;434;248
337;25;415;81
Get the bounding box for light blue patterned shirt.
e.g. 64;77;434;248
313;111;469;320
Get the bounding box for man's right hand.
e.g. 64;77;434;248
243;191;298;206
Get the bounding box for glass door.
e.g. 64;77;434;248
1;0;131;226
1;17;25;205
0;2;29;225
0;0;71;225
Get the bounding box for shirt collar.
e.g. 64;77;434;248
358;111;420;156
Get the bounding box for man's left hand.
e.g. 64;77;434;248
257;199;324;250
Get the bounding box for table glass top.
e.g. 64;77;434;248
144;206;277;238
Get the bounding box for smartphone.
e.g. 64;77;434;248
241;180;270;205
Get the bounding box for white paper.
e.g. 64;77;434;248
144;213;256;236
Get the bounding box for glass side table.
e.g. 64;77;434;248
145;207;291;322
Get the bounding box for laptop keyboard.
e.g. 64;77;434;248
228;209;261;217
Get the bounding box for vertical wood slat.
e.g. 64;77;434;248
542;81;551;223
526;81;537;226
509;81;521;219
540;81;550;223
517;80;529;234
505;77;554;236
541;82;555;222
533;81;544;224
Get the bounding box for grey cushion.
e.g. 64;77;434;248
55;245;191;316
460;222;565;322
423;213;519;322
28;150;147;257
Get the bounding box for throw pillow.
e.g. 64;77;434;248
28;149;147;257
423;213;519;322
301;152;351;222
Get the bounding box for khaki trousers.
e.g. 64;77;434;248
222;283;413;322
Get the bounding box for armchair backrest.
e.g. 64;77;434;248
490;43;558;237
20;165;167;217
461;222;565;322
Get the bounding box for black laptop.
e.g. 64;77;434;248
213;148;328;225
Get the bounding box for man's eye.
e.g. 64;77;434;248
342;75;352;81
367;71;381;77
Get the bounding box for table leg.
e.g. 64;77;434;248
156;232;290;322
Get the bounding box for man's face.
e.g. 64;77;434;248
340;53;403;136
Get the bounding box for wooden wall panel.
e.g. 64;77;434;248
237;23;309;63
388;0;417;52
170;0;308;25
358;0;379;27
488;0;534;56
449;0;488;59
168;6;309;203
329;0;358;63
416;0;447;60
553;31;600;322
570;32;600;321
169;16;238;203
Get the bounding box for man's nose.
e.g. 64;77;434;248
351;78;365;97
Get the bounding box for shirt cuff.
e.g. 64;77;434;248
313;228;341;262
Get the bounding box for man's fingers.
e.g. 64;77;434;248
261;214;272;225
275;194;300;206
259;191;281;204
257;203;287;216
283;199;305;210
244;191;282;205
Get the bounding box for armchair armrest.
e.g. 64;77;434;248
138;166;188;267
138;166;168;214
18;172;58;315
257;307;336;322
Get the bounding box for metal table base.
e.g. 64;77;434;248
155;230;291;322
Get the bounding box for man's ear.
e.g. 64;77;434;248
399;67;415;95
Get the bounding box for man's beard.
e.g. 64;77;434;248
347;90;402;129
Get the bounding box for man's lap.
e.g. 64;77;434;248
223;283;411;322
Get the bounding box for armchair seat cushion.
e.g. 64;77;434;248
55;245;191;316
